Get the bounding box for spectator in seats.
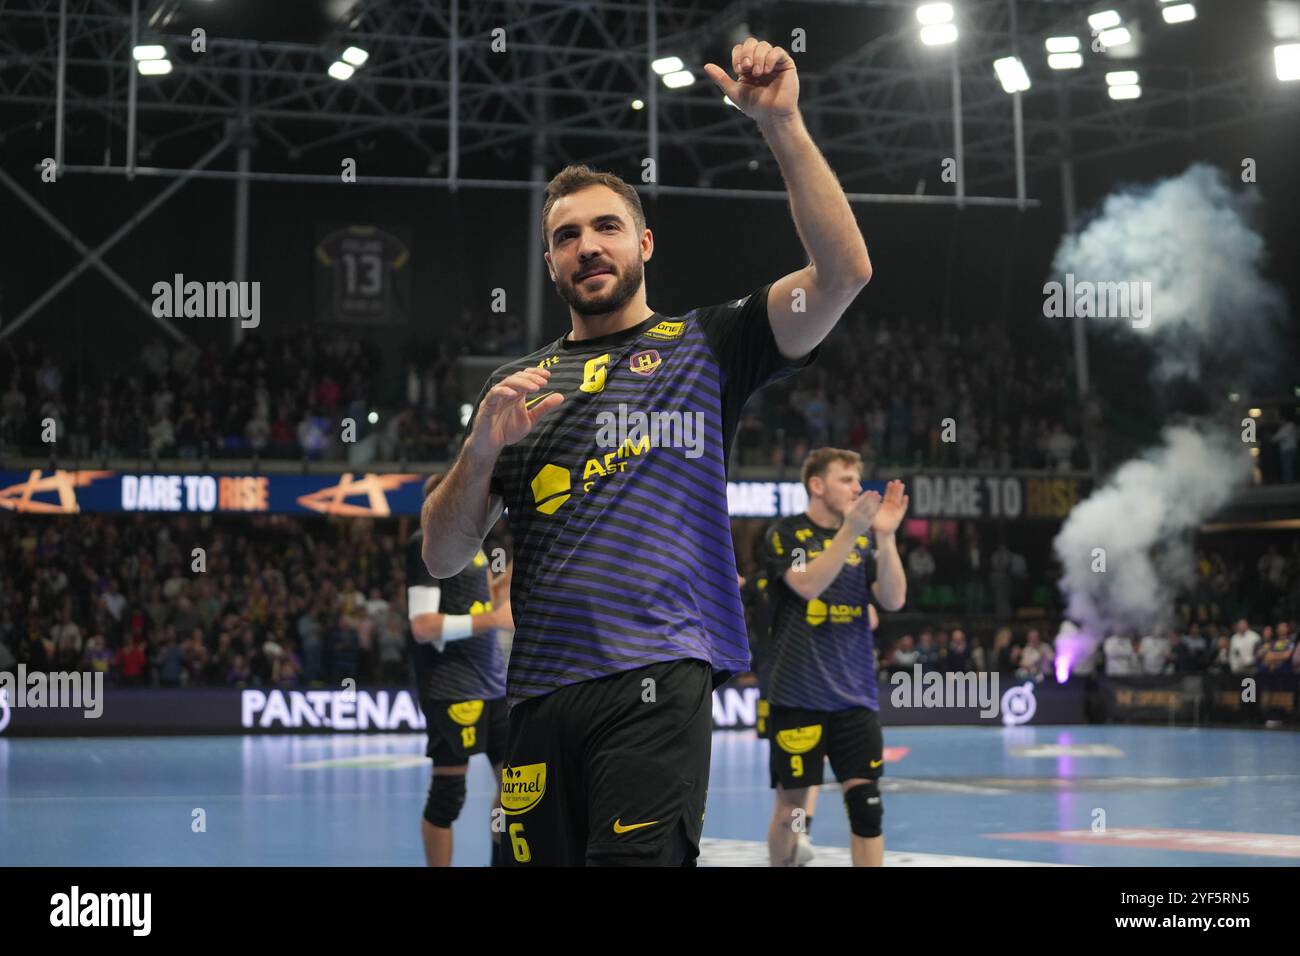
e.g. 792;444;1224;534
298;606;324;685
155;632;184;687
907;541;935;593
377;611;406;684
889;634;919;674
1018;629;1054;682
245;407;270;455
1257;622;1294;674
226;653;252;688
147;412;175;458
114;634;149;686
915;629;939;671
1046;423;1076;472
1229;618;1261;674
1103;632;1139;676
1168;631;1199;675
1271;417;1297;483
945;629;973;672
78;634;111;675
1138;630;1172;675
990;542;1016;618
1206;635;1232;675
182;631;209;687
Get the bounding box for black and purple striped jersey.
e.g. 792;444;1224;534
406;531;507;701
470;284;817;707
763;514;879;711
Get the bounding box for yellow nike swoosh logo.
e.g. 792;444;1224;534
870;759;884;768
612;818;660;834
524;391;556;410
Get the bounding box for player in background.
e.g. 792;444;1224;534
763;449;906;866
408;474;514;866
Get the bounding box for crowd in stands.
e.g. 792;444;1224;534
0;515;415;689
733;316;1088;473
6;314;1295;480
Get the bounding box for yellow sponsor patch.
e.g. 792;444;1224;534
645;319;685;340
531;463;571;515
806;598;827;626
501;763;547;814
446;700;485;726
775;725;823;754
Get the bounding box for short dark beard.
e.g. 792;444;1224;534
555;255;644;317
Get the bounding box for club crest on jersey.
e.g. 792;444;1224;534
629;349;661;375
644;319;684;340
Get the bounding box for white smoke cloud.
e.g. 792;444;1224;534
1051;163;1287;381
1053;424;1252;641
1047;164;1287;648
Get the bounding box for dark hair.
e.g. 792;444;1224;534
540;164;646;250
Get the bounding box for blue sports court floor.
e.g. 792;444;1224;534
3;725;1298;866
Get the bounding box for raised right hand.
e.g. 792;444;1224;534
468;367;565;456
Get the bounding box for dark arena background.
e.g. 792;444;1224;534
2;0;1299;930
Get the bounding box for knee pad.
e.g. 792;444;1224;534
843;781;883;838
423;773;468;828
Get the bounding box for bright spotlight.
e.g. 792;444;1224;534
1087;10;1122;31
137;59;173;76
132;44;166;60
662;70;695;88
1048;53;1084;70
1045;36;1080;53
328;61;355;81
1098;26;1132;48
651;56;684;75
342;46;369;67
1105;70;1139;85
1276;43;1300;81
1108;83;1141;100
1162;3;1196;24
631;98;645;110
920;23;959;45
916;3;954;25
993;56;1031;93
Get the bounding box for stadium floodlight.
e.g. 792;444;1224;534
663;70;695;88
651;55;684;75
1098;26;1132;47
1108;83;1141;99
132;44;166;60
631;98;645;110
1105;70;1139;85
327;60;355;81
1087;10;1122;31
1276;43;1300;81
1162;3;1196;24
916;3;954;25
920;23;959;45
993;56;1031;93
137;59;173;76
1045;36;1080;53
1048;53;1084;70
341;46;369;67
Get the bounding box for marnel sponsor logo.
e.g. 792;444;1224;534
805;599;864;626
447;700;485;727
530;435;652;515
775;725;823;754
501;763;547;814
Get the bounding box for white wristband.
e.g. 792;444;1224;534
442;614;474;642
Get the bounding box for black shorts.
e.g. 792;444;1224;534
499;658;713;867
423;696;509;767
768;704;883;789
